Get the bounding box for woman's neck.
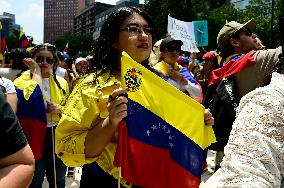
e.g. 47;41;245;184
41;72;50;78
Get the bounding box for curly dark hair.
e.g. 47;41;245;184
88;6;153;80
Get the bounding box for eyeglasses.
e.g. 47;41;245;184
166;46;181;52
34;56;55;64
119;25;153;35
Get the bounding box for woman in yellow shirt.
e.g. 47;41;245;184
56;7;214;188
55;7;153;187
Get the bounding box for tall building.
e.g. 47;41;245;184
74;2;113;35
44;0;78;44
78;0;96;13
0;13;14;38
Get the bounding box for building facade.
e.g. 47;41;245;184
74;2;113;35
93;1;141;40
78;0;96;13
44;0;78;44
0;12;16;38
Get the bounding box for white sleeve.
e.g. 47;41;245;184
1;77;16;94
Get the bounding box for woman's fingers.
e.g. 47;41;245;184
107;88;128;125
108;88;128;102
204;108;214;126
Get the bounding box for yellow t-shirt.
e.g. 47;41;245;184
153;60;183;77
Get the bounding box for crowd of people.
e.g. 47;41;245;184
0;5;283;188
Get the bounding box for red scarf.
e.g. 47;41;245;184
209;50;256;86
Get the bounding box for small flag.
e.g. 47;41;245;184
19;28;29;48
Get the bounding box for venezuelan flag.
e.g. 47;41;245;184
114;52;216;188
19;28;29;48
15;75;47;160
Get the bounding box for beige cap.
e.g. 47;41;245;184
217;19;256;50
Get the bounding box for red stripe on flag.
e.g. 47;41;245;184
19;119;46;160
114;121;201;188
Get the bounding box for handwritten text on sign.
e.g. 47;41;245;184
167;15;199;52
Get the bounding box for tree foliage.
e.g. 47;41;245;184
6;29;35;50
143;0;281;50
55;34;93;58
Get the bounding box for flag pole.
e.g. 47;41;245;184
118;167;121;188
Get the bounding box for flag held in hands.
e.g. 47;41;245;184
113;52;216;188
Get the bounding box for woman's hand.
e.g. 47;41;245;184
204;108;214;126
46;101;61;114
23;58;40;75
107;88;128;128
169;70;188;85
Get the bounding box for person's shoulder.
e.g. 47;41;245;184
0;68;22;81
0;77;16;93
76;72;119;88
56;66;66;73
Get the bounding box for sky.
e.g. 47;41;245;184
0;0;144;45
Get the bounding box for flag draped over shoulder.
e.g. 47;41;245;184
14;75;47;160
114;52;216;188
19;28;29;48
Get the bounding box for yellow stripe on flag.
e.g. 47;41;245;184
121;52;216;149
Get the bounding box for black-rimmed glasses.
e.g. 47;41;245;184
119;25;153;35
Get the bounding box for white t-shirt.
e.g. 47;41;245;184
42;78;57;127
0;77;16;94
55;67;66;79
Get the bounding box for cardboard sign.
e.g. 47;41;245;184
167;15;199;52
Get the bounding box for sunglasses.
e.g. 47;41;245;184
166;46;181;52
119;24;153;35
34;56;55;64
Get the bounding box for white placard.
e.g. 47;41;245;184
167;15;199;52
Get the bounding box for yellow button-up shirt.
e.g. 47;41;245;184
55;71;130;187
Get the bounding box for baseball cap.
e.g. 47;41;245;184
75;57;87;64
217;19;256;50
160;36;183;52
202;52;215;62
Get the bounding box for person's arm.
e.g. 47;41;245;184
23;58;43;91
0;89;35;188
2;77;18;113
0;145;34;188
71;63;79;79
84;88;128;157
6;93;17;113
